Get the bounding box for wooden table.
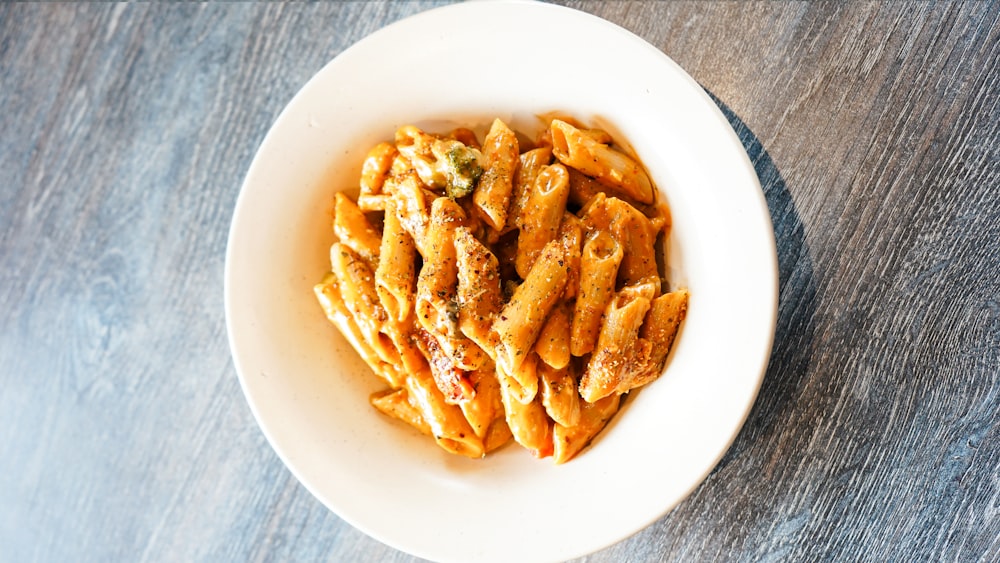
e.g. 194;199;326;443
2;2;997;561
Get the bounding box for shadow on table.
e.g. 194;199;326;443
704;92;819;471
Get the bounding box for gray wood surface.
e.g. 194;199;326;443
2;2;998;562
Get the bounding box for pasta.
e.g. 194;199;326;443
333;193;381;267
314;116;688;463
515;163;571;278
473;118;519;231
550;119;654;204
570;231;623;357
578;281;657;403
375;198;416;324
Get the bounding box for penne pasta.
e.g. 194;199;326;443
389;152;414;178
386;325;431;385
493;239;569;374
329;243;399;366
570;231;623;357
538;361;581;428
333;192;382;267
415;197;488;371
460;363;505;440
625;288;690;392
415;197;466;336
550;119;654;204
508;349;540;404
360;141;398;195
376;198;417;324
581;128;614;145
567;161;661;218
315;116;686;463
607;197;661;289
484;417;513;453
405;363;484;458
395;125;445;190
534;300;573;370
507;146;553;231
357;193;390;212
580;194;662;289
392;172;434;255
557;213;583;300
454;226;503;352
370;388;431;436
578;282;657;403
497;360;554;458
515;163;570;278
473;118;519;231
414;328;475;405
314;274;402;388
566;165;606;209
552;394;620;464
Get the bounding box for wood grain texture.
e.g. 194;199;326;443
1;2;997;562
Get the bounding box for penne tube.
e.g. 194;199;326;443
552;394;620;464
581;195;661;289
566;165;606;209
329;243;400;366
534;300;572;370
360;141;398;195
507;350;539;404
607;197;661;290
392;172;434;255
570;231;623;357
549;119;654;204
484;417;513;453
405;364;484;458
473;118;519;231
395;125;446;190
538;361;581;428
439;335;489;372
454;227;503;352
389;152;414;178
497;360;554;458
579;191;610;233
515;163;570;278
625;288;690;392
314;274;403;387
578;282;657;402
567;164;661;218
385;324;431;384
581;128;614;145
415;197;466;335
493;239;569;374
507;146;553;231
534;113;587;147
357;193;390;212
558;213;583;299
370;388;431;436
415;198;488;370
333;192;382;267
414;328;475;404
376;198;417;324
460;364;504;440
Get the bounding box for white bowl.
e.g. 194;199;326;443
225;2;777;562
